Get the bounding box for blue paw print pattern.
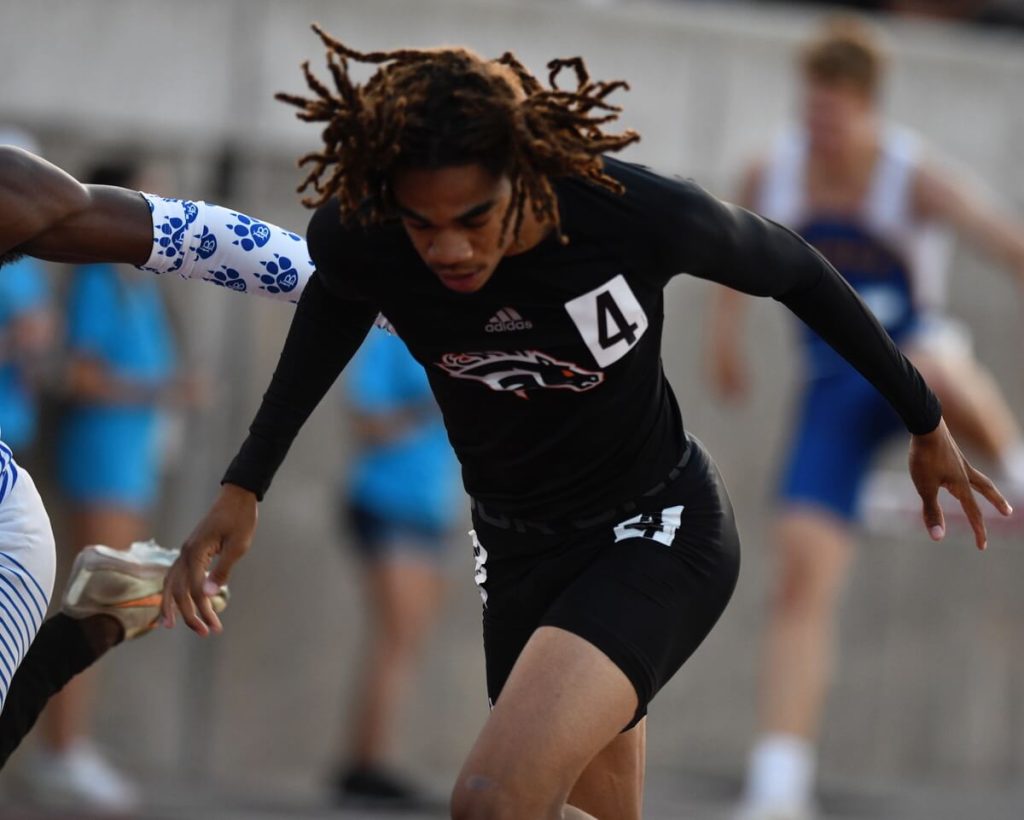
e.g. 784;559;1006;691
152;198;200;272
227;214;272;252
196;226;218;260
206;265;247;292
258;255;299;295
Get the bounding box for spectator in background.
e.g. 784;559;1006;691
0;257;54;453
331;329;462;809
21;160;196;811
707;18;1024;820
0;141;303;776
0;128;55;454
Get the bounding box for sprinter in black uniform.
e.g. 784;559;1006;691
163;28;1010;820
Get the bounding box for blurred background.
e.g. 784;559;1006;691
0;0;1022;817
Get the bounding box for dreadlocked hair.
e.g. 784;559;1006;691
276;24;640;243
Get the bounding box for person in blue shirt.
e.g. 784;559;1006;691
332;329;463;808
0;256;54;452
28;161;192;810
57;259;178;513
0;144;311;778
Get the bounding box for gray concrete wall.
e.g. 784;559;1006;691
1;0;1022;800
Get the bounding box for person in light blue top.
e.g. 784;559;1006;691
347;330;462;538
57;260;176;510
42;160;187;807
0;142;322;794
331;328;463;809
0;256;53;451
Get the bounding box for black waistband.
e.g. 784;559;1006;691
470;441;694;535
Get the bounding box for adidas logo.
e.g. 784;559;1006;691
484;307;533;333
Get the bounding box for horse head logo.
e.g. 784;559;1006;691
436;350;604;399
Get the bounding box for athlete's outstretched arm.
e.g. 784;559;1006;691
661;180;1012;547
162;203;379;635
1;147;313;302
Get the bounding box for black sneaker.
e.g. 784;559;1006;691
335;765;437;811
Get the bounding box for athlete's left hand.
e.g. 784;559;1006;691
909;418;1013;550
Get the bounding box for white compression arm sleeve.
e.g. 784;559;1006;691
137;193;313;302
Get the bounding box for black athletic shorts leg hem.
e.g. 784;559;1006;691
535;615;655;731
475;435;740;728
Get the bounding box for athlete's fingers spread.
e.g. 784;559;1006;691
161;556;196;630
207;535;248;588
160;568;177;629
190;569;222;635
170;485;255;633
920;489;945;542
969;466;1012;516
949;481;987;551
173;543;210;636
174;583;207;636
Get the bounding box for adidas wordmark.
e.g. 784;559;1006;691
485;307;533;333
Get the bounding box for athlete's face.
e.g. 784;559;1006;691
803;79;874;156
392;164;515;294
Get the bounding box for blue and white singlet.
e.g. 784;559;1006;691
757;126;954;378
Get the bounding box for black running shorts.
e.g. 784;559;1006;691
470;436;741;729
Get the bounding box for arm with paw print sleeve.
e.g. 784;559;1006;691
137;194;313;302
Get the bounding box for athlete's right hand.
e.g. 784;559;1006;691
161;483;258;636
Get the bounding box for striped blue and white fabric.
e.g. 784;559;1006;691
0;465;55;712
0;440;17;509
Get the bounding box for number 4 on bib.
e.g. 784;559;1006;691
564;274;649;367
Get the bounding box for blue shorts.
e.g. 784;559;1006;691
344;502;450;563
58;410;162;511
780;372;905;522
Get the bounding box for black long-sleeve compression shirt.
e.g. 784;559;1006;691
223;159;939;517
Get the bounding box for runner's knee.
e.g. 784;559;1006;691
773;521;852;614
